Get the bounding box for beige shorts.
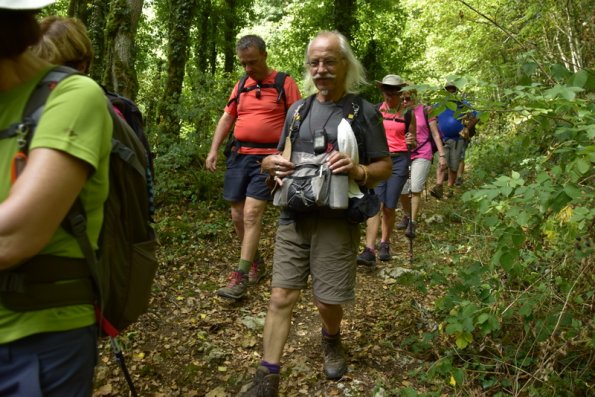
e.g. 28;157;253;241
272;214;359;305
402;158;432;194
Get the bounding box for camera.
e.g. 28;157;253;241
313;128;327;154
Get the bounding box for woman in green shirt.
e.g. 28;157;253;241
0;1;112;395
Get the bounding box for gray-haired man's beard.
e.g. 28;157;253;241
319;89;329;96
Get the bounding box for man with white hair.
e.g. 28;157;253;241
237;30;391;396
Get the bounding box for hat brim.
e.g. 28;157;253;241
0;0;56;10
376;80;407;88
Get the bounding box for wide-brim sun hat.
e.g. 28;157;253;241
375;74;407;88
0;0;56;10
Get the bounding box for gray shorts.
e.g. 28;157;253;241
402;158;431;193
272;214;359;304
444;139;466;171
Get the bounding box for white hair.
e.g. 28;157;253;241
303;30;367;95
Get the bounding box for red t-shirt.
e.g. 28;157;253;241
379;103;408;152
224;71;301;154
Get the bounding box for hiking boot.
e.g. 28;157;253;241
445;187;454;198
405;220;417;239
248;260;266;284
237;365;279;397
455;176;463;186
396;215;410;230
378;242;391;262
430;184;443;199
322;334;347;380
217;271;248;300
356;247;376;268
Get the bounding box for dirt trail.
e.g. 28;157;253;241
94;193;452;396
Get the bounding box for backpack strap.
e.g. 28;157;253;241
0;66;80;149
289;94;316;145
273;71;288;109
411;107;432;154
226;74;250;107
227;72;289;108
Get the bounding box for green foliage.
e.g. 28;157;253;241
409;66;595;395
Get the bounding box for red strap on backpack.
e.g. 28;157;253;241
10;151;27;184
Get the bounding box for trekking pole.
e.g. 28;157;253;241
96;310;139;397
407;158;414;266
110;336;139;397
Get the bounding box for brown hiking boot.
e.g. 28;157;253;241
217;271;248;299
237;366;279;397
430;184;443;199
322;334;347;380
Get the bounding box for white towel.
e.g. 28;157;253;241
337;118;364;198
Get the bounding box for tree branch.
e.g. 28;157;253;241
456;0;555;84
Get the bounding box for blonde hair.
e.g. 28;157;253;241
303;30;367;95
32;16;93;73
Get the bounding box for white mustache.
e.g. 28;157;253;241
313;73;336;80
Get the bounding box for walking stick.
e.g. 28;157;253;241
407;157;414;265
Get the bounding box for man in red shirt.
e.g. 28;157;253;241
206;35;301;300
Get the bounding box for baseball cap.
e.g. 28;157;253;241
0;0;56;10
376;74;407;88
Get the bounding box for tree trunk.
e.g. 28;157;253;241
222;0;239;73
102;0;144;99
87;0;109;82
157;0;198;138
333;0;357;41
68;0;89;25
195;0;216;74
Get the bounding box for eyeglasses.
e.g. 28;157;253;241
402;96;412;102
306;58;341;69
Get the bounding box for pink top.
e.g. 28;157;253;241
411;104;435;160
379;102;408;152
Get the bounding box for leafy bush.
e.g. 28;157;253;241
401;67;594;396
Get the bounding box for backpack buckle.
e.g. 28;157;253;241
15;121;32;150
68;212;88;237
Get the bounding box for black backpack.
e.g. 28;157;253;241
103;87;155;178
0;66;158;335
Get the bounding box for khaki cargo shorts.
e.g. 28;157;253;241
272;214;359;305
